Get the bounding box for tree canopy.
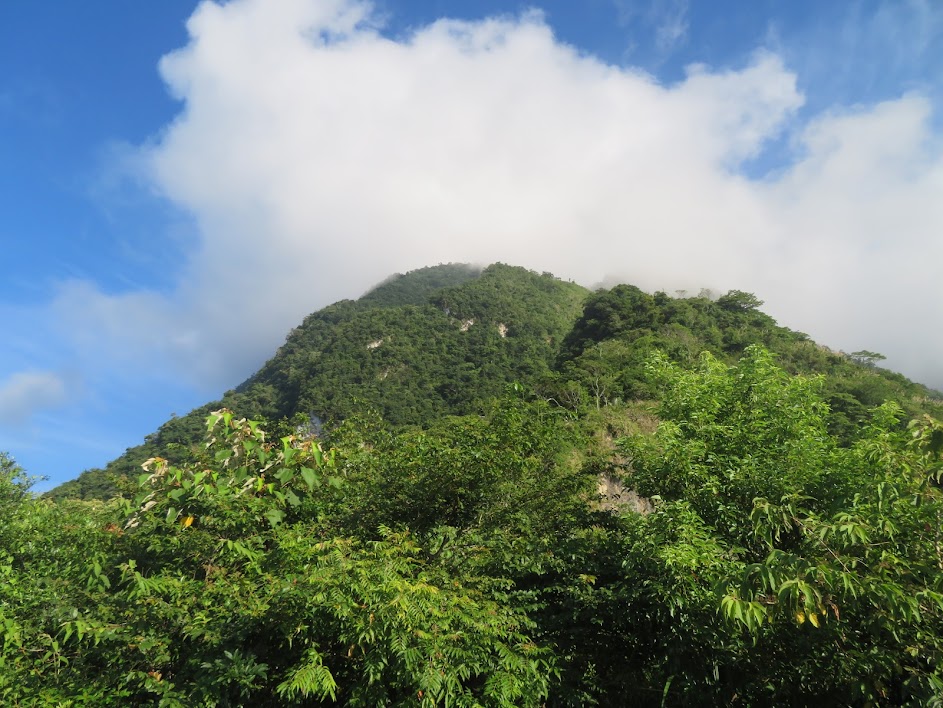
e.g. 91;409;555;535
20;262;943;704
6;346;943;704
49;265;940;502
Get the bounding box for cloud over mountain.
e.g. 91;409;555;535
51;0;943;392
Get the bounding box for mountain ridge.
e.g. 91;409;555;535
47;261;942;500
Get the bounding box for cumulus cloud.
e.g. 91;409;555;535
0;370;68;424
757;96;943;388
59;0;943;393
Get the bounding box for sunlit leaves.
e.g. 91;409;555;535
617;346;943;704
1;409;554;704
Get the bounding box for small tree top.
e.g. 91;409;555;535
717;290;764;311
849;350;886;367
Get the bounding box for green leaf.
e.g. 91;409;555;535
300;467;318;491
274;467;295;484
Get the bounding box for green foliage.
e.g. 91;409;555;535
0;451;30;513
615;346;943;705
2;412;554;704
358;262;483;308
0;461;122;704
716;289;764;311
42;466;123;502
849;349;888;367
561;284;659;359
52;265;942;501
51;264;589;501
556;284;941;440
334;395;590;540
6;348;943;704
29;262;943;704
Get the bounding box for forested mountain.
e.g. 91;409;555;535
49;263;941;501
48;264;589;499
7;263;943;705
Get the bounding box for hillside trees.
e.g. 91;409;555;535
0;455;120;703
0;411;558;705
554;283;941;439
51;264;589;501
49;266;943;502
615;346;943;705
4;342;943;704
22;260;943;704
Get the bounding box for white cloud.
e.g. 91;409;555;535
0;371;68;424
58;0;942;393
757;96;943;388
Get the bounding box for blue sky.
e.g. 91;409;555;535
1;0;941;491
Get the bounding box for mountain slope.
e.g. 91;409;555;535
47;262;942;501
554;284;942;433
48;263;588;499
23;266;943;705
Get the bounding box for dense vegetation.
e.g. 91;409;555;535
7;263;943;704
48;264;941;502
48;264;589;501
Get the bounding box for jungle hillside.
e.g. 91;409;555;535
4;263;943;706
